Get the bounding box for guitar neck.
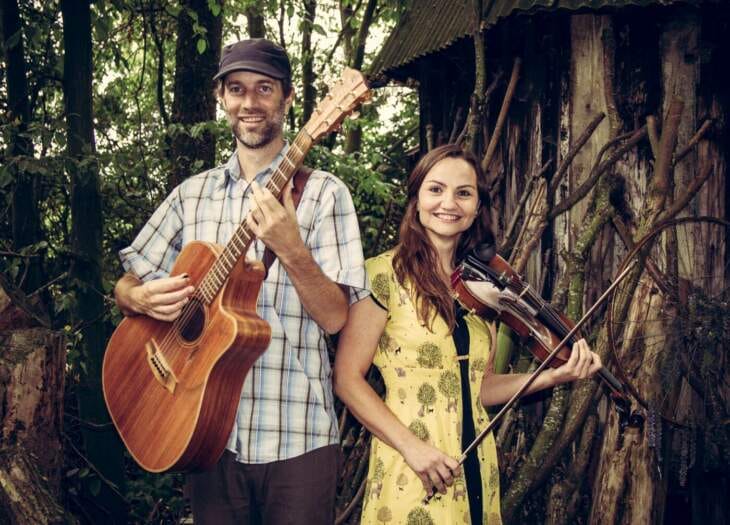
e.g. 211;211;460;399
196;131;314;304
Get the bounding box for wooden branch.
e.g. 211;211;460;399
658;160;713;223
548;126;647;220
483;57;521;175
449;106;465;143
462;30;487;152
501;160;552;252
647;115;660;160
601;24;621;136
426;124;434;151
548;112;606;195
674;118;713;165
510;180;546;271
649;97;684;208
335;476;367;525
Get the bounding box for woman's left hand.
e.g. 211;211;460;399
548;338;602;385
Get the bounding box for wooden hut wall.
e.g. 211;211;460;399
409;3;727;308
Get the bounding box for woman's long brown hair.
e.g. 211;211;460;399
393;144;494;332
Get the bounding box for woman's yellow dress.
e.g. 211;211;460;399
360;251;502;525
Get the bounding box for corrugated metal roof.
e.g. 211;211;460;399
369;0;700;82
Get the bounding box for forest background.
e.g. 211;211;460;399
1;0;728;524
1;0;413;523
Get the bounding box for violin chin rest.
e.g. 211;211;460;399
473;242;496;263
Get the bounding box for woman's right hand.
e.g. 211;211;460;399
399;436;461;497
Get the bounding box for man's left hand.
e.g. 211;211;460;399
248;180;305;262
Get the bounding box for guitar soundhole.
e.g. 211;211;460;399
178;299;206;343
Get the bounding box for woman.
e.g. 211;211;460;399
334;144;601;524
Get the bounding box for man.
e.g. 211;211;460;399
113;38;368;524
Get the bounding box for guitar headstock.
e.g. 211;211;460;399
303;68;371;142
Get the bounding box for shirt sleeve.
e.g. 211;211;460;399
307;175;369;305
118;187;184;281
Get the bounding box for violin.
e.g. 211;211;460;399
422;244;643;504
451;243;629;400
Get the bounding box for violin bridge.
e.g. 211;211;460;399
145;340;178;394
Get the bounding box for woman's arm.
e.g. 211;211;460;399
334;296;460;496
479;322;602;407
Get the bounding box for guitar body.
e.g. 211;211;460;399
102;241;271;472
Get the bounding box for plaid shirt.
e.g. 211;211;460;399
119;147;369;463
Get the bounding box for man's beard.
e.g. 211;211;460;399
230;99;287;149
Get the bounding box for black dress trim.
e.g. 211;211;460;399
452;303;483;525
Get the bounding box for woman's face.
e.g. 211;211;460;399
416;157;480;245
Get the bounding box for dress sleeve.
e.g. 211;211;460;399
118;187;184;281
307;176;369;304
364;253;395;312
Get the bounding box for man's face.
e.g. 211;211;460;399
221;70;292;149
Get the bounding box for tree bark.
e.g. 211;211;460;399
343;0;378;154
245;3;265;38
61;1;126;521
0;285;66;523
300;0;317;126
169;0;223;190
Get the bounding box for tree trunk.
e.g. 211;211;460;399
590;280;669;525
245;3;265;38
1;0;43;294
300;0;317;126
343;0;378;154
0;286;66;523
169;0;223;190
61;1;126;521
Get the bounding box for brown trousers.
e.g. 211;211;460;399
186;445;342;525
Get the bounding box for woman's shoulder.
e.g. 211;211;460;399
365;249;396;272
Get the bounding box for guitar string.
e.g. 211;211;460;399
153;132;312;371
148;78;365;375
155;134;308;366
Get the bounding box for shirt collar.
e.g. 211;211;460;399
219;143;289;189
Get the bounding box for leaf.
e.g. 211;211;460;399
313;23;327;36
6;30;22;50
165;4;182;17
208;0;221;16
197;38;207;54
89;477;102;496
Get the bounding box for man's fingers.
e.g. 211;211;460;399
149;285;195;307
146;274;191;294
282;181;296;215
251;181;279;215
154;297;190;315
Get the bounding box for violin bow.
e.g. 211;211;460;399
423;259;637;504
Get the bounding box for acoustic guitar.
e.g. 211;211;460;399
102;69;370;473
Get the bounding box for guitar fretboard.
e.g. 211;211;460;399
196;132;314;304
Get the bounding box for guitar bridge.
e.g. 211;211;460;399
145;341;178;394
